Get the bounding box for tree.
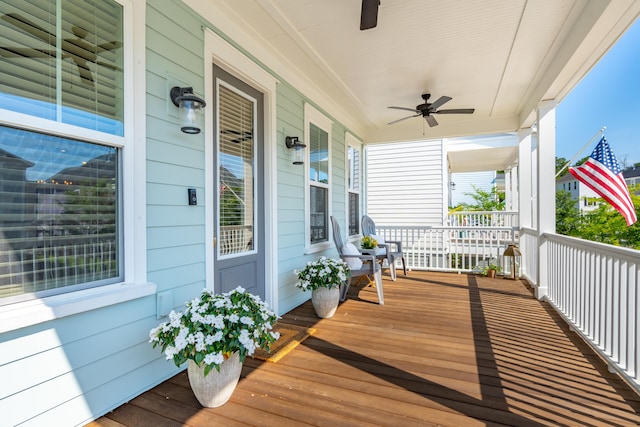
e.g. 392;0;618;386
556;157;570;177
460;185;505;211
571;184;640;249
556;190;581;236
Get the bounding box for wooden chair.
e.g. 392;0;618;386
330;216;384;304
361;215;407;281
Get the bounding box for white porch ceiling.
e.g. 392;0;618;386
201;0;639;170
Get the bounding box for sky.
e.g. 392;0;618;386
556;18;640;169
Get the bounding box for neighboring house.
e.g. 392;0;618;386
0;1;637;426
623;165;640;191
366;139;446;226
366;134;517;226
556;172;600;212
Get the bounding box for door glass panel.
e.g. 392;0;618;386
218;84;255;257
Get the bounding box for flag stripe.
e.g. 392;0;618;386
570;165;636;223
568;137;637;226
571;160;635;215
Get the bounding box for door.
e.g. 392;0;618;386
213;65;265;299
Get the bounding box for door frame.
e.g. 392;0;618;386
204;29;279;312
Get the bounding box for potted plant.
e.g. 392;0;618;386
149;286;279;407
360;235;379;255
481;263;501;278
294;256;350;318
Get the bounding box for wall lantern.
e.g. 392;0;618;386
503;244;522;280
170;86;206;134
285;136;306;165
449;181;456;190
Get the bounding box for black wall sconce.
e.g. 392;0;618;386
285;136;306;165
170;86;206;134
449;181;456;190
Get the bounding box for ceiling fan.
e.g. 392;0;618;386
0;12;122;85
360;0;380;30
388;94;475;127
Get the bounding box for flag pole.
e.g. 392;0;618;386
555;126;606;178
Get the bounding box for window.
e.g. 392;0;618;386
346;133;361;236
305;104;332;249
0;0;124;135
0;0;127;305
0;127;121;303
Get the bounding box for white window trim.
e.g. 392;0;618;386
304;103;333;253
345;132;362;238
0;0;152;333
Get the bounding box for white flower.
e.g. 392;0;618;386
240;316;254;326
204;352;225;366
150;287;278;372
205;331;223;344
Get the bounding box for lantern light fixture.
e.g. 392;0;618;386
503;244;522;280
285;136;306;165
170;86;206;134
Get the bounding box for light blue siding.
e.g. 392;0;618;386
0;0;363;424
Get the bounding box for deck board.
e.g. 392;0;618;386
88;271;640;426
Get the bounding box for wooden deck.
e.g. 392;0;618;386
89;271;640;426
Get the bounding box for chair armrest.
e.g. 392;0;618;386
384;239;403;253
340;254;376;263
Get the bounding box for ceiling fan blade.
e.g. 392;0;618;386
0;47;55;58
388;106;418;112
425;115;439;127
387;114;419;125
435;108;475;114
428;96;452;111
2;13;56;45
360;0;380;30
97;40;123;53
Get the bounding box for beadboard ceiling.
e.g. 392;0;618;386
203;0;639;170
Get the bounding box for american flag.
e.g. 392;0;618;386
569;137;637;226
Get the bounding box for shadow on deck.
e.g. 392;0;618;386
89;271;640;426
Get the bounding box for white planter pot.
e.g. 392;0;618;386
187;352;242;408
312;286;340;318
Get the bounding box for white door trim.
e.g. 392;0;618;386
204;29;279;313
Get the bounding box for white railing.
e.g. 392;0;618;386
374;220;639;393
447;211;519;228
543;233;640;393
373;225;517;273
519;227;538;285
219;225;253;255
1;240;118;298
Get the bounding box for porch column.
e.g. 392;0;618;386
504;168;512;210
535;100;557;299
510;165;518;213
518;129;532;281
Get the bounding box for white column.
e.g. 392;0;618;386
518;129;532;281
504;169;512;210
536;100;557;299
510;165;519;213
518;130;532;229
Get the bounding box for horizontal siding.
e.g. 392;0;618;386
1;0;370;424
0;2;210;426
366;140;444;226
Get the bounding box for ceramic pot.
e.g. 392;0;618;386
312;286;340;318
187;351;242;407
